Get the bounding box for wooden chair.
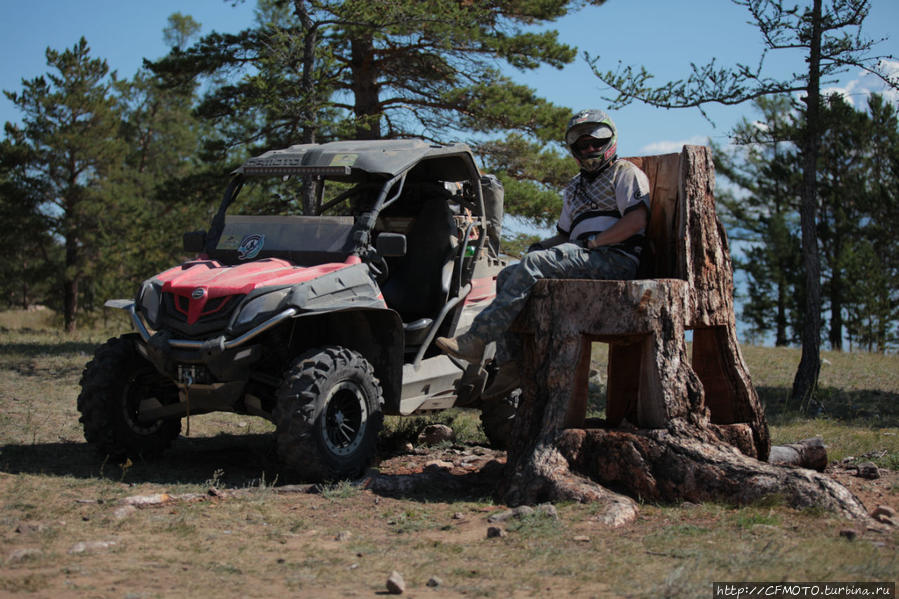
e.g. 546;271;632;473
512;145;769;459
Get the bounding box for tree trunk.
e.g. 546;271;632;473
293;0;320;215
64;233;79;333
791;0;823;409
350;35;381;140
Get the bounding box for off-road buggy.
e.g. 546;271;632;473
77;139;517;481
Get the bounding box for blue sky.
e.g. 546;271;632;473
2;0;896;159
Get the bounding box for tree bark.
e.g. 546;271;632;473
350;35;381;140
293;0;321;215
555;425;865;519
792;0;823;409
64;233;79;333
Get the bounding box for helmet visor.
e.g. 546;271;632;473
572;135;612;155
566;123;613;148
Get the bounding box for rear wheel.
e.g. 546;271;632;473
274;346;384;481
480;389;520;450
77;335;181;461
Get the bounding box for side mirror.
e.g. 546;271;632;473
183;230;207;254
376;232;406;257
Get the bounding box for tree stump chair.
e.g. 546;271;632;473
499;146;866;524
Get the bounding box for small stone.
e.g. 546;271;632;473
536;503;559;520
386;570;406;594
427;576;443;587
486;526;506;538
120;493;173;507
452;512;464;520
14;522;46;534
113;505;138;520
69;540;117;554
335;530;352;542
573;535;591;543
417;424;455;445
839;528;859;541
871;505;896;524
488;505;533;523
403;442;414;452
855;462;880;479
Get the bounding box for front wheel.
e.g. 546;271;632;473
77;335;181;461
273;346;384;481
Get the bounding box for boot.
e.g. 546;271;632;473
483;362;520;400
435;332;486;363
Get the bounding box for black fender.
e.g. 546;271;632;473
287;307;405;414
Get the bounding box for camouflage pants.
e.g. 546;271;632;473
469;243;637;364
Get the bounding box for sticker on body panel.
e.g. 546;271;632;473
237;234;265;260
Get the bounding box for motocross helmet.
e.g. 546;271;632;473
565;109;618;174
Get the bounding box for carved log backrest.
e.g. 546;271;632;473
622;151;681;280
624;145;735;329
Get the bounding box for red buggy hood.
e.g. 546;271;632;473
155;257;361;325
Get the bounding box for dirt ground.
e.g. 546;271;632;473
3;437;895;599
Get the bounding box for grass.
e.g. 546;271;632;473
0;309;897;598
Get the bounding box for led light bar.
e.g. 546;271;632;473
240;164;353;176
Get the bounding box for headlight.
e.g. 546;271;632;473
138;281;162;328
233;288;291;329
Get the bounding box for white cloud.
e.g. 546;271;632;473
639;135;710;155
878;58;899;79
821;81;857;106
826;60;899;108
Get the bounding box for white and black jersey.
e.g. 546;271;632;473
558;159;651;263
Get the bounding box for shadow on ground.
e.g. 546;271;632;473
0;433;288;488
0;434;505;503
759;386;899;427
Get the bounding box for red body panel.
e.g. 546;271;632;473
465;274;497;305
157;257;360;325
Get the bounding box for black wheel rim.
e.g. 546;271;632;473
321;381;368;456
120;370;169;436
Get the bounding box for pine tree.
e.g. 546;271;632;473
4;38;125;331
816;93;870;350
844;94;899;351
717;93;899;354
715;95;803;346
147;0;597;217
0;134;58;309
95;13;220;302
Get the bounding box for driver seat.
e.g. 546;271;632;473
381;197;457;347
